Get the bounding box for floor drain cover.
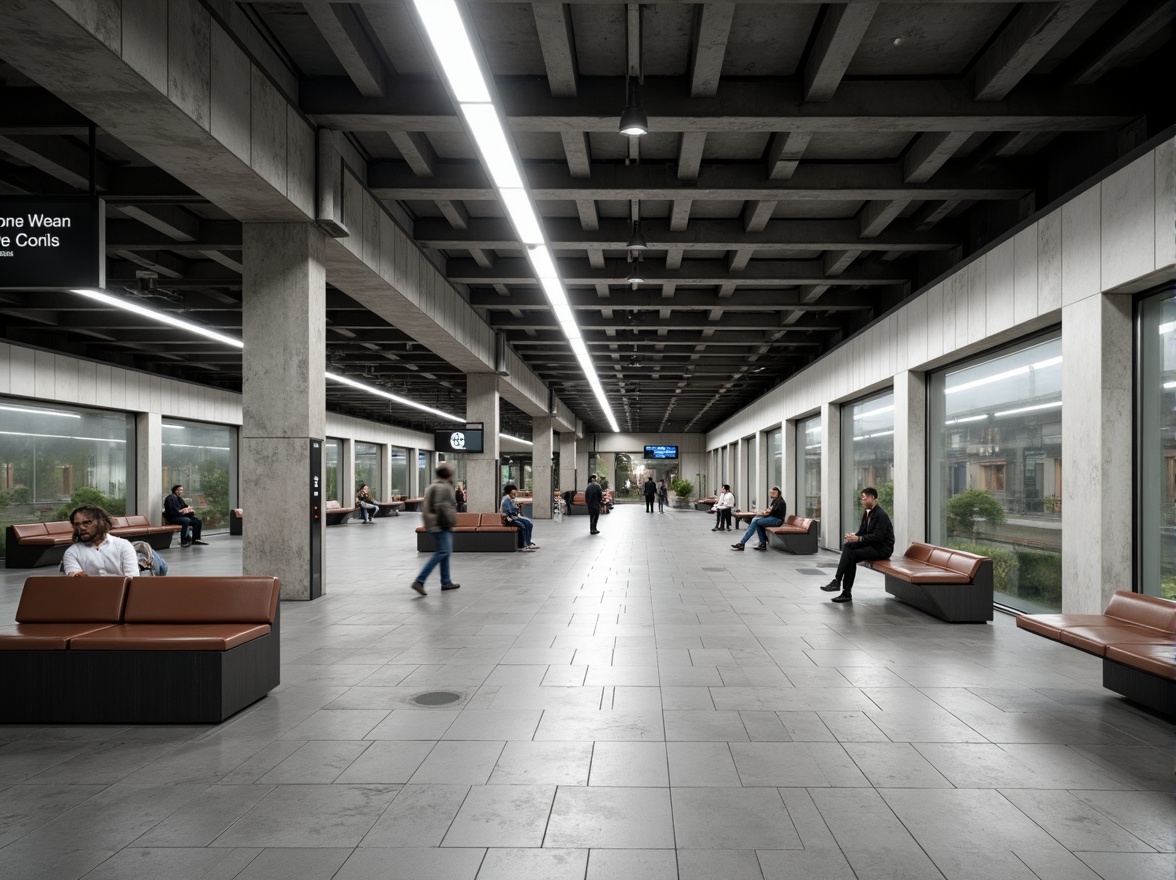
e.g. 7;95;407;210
798;569;826;576
413;691;462;707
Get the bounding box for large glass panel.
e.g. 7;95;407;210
768;428;782;498
842;392;894;536
325;438;341;503
613;452;680;502
389;447;408;496
354;442;381;499
1138;289;1176;600
161;419;235;533
797;415;822;521
929;334;1062;611
418;451;430;496
0;397;134;557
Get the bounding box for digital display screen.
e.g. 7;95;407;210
435;429;484;454
644;445;678;459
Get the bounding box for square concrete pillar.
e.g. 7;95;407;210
136;412;162;523
466;373;500;513
559;433;577;494
1062;293;1132;612
408;448;420;497
241;223;326;601
893;370;927;553
341;437;355;507
532;416;554;519
379;443;392;501
820;402;841;551
782;419;797;516
575;444;589;491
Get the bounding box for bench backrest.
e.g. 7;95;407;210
123;514;150;528
325;500;341;510
785;515;816;531
17;576;129;623
572;492;586;504
109;516;128;528
124;577;280;624
45;521;73;536
454;513;481;528
1104;590;1176;632
904;542;987;580
11;523;48;540
480;514;507;527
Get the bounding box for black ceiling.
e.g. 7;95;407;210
0;1;1171;436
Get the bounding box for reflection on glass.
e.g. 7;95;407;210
389;447;408;497
162;419;235;533
797;415;822;522
355;442;381;499
929;335;1063;611
842;393;894;536
1139;290;1176;600
325;438;341;503
768;429;782;500
418;451;429;497
0;398;134;556
613;452;679;501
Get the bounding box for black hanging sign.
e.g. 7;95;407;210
0;197;105;290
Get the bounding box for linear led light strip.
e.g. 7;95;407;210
69;288;530;440
411;0;620;433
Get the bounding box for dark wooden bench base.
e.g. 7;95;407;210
1102;659;1175;718
883;574;994;623
416;530;520;552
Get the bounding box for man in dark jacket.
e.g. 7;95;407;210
163;484;206;546
731;487;787;551
642;476;657;513
822;486;894;603
411;462;460;596
585;474;603;535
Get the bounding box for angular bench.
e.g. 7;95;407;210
565;491;612;516
416;513;522;552
867;543;994;623
402;497;425;512
324;500;357;525
695;497;717;512
1017;591;1175;717
766;515;820;554
0;575;280;723
5;515;180;569
375;501;404;517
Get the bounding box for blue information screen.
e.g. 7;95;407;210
644;445;678;459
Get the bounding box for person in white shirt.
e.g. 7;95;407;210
62;505;138;577
712;484;736;531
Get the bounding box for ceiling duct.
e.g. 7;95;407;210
495;331;510;377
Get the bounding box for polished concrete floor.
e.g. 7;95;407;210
0;505;1172;880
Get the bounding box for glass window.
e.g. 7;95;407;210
1138;288;1176;600
796;415;822;520
418;450;430;496
354;442;381;499
929;334;1062;611
389;447;408;497
842;392;894;536
768;428;782;499
162;419;235;533
325;438;341;503
0;398;135;557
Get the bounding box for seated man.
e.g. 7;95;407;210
501;483;539;551
731;487;787;551
821;487;894;603
63;505;138;577
163;484;206;547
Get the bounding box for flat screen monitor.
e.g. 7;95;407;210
644;445;678;460
435;428;484;454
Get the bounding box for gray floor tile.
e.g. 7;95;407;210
1000;788;1157;852
442;784;555;847
758;848;857;880
441;709;543;741
1074;852;1176;880
279;710;390;741
257;740;370;783
588;742;669;787
535;708;664;741
1071;789;1176;852
667;741;741;786
359;784;470;847
475;847;588;880
364;709;459;740
547;787;674;848
677;849;765;880
132;784;274;847
76;846;250;880
488;741;592;785
335;741;435;784
844;742;954;788
729;742;836;787
335;847;485;880
211;784;400;847
664;710;750;742
671;787;799;849
585;849;679;880
409;741;505;785
228;848;352;880
0;783;107;847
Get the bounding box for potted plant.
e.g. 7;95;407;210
670;477;694;509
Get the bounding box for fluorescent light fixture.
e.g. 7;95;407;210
551;300;577;327
326;372;465;423
499;188;544;245
945;355;1062;395
411;0;490;102
459;103;523;189
944;414;988;425
852;430;895;441
1160;321;1176;335
499;432;533;446
853;404;894;420
72;289;244;349
0;430;125;443
528;245;559;280
164;443;231;451
992;400;1061;418
540;277;570;309
162;424;185;430
1164;380;1176;390
0;404;79;419
569;337;590;358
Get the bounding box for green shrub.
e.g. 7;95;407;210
54;486;127;521
9;486;31;505
1161;576;1176;602
1016;549;1062;605
671;478;694;498
948;540;1019;595
945;489;1005;537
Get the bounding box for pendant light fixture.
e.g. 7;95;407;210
619;79;648;137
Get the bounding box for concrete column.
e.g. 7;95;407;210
574;441;589;492
783;419;797;516
532;416;554;519
136;412;162;523
408;448;420;497
466;373;500;514
820;401;841;551
893;370;927;553
1062;293;1132;613
559;433;577;494
379;444;392;502
241;223;326;601
341;437;355;507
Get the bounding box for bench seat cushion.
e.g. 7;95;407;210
1060;625;1175;656
70;623;271;651
476;526;517;533
1106;643;1176;680
1016;614;1123;640
18;576;130;623
0;623;117;650
767;525;810;535
871;559;973;584
18;535;72;546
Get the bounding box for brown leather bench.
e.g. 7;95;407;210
867;542;994;623
0;575;280;723
402;497;425;512
416;513;523;552
1017;591;1175;716
375;501;404;517
5;516;180;569
567;491;611;516
324;500;357;525
695;496;717;512
766;515;820;554
230;508;243;535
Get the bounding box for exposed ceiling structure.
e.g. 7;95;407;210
0;1;1171;437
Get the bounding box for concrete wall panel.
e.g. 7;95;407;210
209;22;251;163
1061;186;1101;307
1154;138;1175;275
1013;226;1038;324
986;239;1016;336
167;0;211;130
1038;210;1062;313
121;0;167;92
286;109;315;218
966;259;986;344
1101;151;1156;291
249;68;286;196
